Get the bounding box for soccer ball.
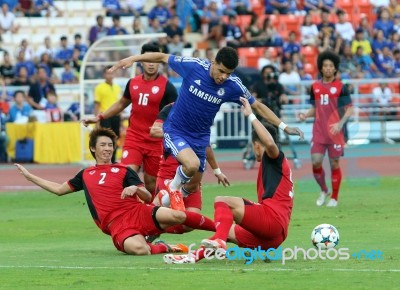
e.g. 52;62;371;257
311;224;339;249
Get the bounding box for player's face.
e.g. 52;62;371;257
92;136;114;163
211;61;234;85
141;61;159;77
321;59;336;79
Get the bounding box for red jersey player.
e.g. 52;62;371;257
299;50;353;207
164;97;294;264
82;43;177;196
15;128;216;255
150;103;230;215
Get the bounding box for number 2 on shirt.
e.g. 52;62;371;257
99;173;106;184
320;94;329;105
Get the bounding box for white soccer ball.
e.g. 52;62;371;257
311;224;339;249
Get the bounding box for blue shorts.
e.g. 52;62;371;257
163;132;206;173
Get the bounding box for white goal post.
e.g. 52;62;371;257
78;33;167;163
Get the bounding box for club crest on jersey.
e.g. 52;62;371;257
315;89;320;93
122;150;129;159
111;167;120;173
133;85;138;90
174;56;183;62
330;87;337;94
152;86;159;94
178;142;185;147
217;88;225;96
89;170;96;175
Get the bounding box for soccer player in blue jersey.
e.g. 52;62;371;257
110;47;304;210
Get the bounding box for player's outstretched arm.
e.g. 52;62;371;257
251;100;304;140
206;146;230;187
15;164;73;196
241;98;279;159
109;52;170;72
121;185;152;203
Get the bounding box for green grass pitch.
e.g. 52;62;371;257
0;176;399;289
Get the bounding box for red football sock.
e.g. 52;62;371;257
331;168;342;201
313;166;329;193
209;202;233;241
183;211;215;232
165;225;186;234
148;242;168;254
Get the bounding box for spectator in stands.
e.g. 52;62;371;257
205;48;214;61
34;0;62;17
14;50;35;78
303;0;321;14
370;0;390;13
0;3;19;34
291;52;304;72
38;52;54;80
11;66;30;86
15;39;34;61
144;17;163;33
282;31;301;61
54;36;73;67
103;0;130;17
317;11;337;47
107;15;128;35
8;90;33;123
265;0;289;15
339;44;357;79
387;0;400;19
228;0;252;15
44;90;62;122
245;13;266;47
73;33;88;61
61;61;76;84
393;15;400;35
64;101;80;121
394;49;400;76
167;35;184;55
125;0;146;16
35;36;56;62
27;66;55;110
261;17;282;46
375;45;395;77
221;14;245;48
88;15;109;46
16;0;41;17
2;0;18;13
351;28;372;55
71;48;81;74
164;15;184;43
148;0;172;28
335;11;355;44
0;52;15;84
298;66;313;81
372;29;389;55
301;13;319;46
352;45;380;78
373;8;394;38
201;0;223;42
190;0;206;33
132;17;144;34
0;78;9;115
278;60;301;95
257;48;281;71
321;0;339;14
357;16;374;42
372;83;396;118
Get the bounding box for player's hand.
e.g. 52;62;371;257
81;117;99;127
109;56;135;72
284;126;305;140
15;163;30;180
298;112;307;122
149;125;164;138
121;185;138;199
240;97;253;117
215;172;230;187
330;123;342;135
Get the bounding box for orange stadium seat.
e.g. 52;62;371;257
251;0;265;16
301;46;318;65
388;83;400;94
357;0;373;16
304;63;317;79
336;0;354;15
279;15;304;33
358;83;374;95
237;47;262;68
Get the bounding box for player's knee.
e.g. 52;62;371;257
184;159;200;175
124;240;151;255
215;196;228;203
171;210;186;224
312;162;323;169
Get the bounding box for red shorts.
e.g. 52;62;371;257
108;204;162;253
121;143;162;177
311;142;344;159
234;200;287;250
156;177;202;210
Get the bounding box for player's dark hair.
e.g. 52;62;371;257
251;123;278;145
215;47;238;70
141;42;161;54
317;50;340;76
88;128;117;159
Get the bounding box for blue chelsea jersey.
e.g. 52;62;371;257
164;55;255;145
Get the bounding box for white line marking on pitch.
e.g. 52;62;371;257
0;265;399;272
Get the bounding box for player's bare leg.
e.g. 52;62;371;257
311;153;330;206
123;235;152;255
143;172;156;196
327;158;341;207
